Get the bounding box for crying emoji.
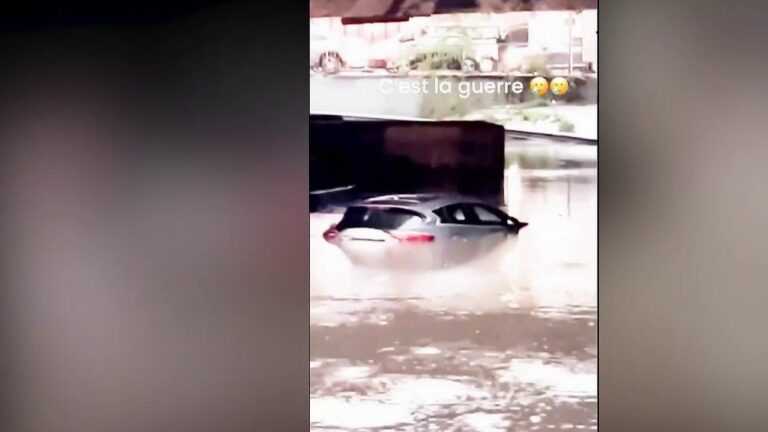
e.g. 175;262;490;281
529;77;549;96
549;77;569;96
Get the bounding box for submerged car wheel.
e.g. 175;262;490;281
319;52;342;74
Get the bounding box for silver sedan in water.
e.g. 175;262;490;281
322;194;528;269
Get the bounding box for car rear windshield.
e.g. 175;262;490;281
336;206;425;231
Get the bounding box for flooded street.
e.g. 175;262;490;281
310;137;596;431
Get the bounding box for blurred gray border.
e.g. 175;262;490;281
600;0;768;430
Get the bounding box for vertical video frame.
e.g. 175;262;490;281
310;1;597;430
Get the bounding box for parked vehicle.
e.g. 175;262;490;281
366;37;402;71
323;194;527;269
500;24;590;74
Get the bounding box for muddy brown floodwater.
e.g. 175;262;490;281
310;140;596;431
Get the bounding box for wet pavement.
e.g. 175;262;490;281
310;137;596;431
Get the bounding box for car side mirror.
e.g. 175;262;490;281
507;218;528;231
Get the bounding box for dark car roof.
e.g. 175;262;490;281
356;194;490;214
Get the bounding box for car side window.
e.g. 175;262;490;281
434;204;471;224
472;205;504;224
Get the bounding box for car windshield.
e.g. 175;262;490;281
336;206;425;231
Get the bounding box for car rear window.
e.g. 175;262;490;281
336;206;425;231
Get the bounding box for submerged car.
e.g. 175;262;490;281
323;194;528;269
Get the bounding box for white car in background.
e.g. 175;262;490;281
310;32;368;74
498;23;591;74
366;37;402;71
